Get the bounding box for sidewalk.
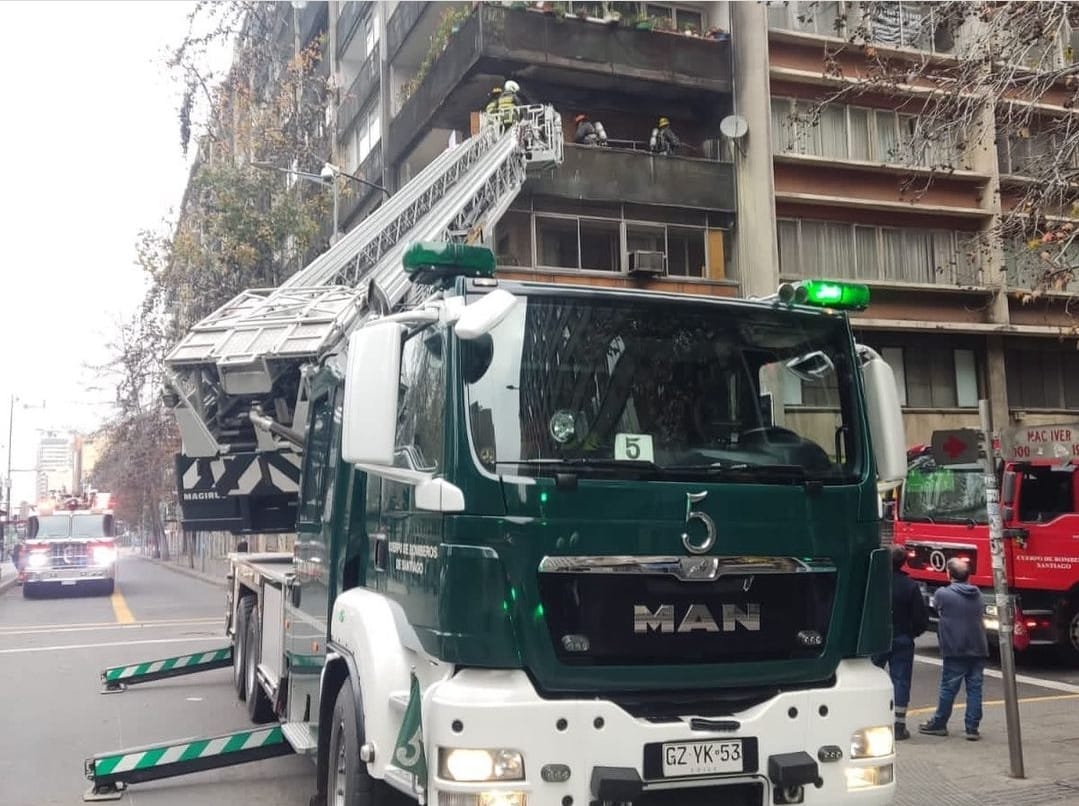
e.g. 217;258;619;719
0;558;17;595
896;692;1079;805
132;551;229;588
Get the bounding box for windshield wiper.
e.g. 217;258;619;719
495;458;660;472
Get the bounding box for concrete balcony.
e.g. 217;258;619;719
387;5;732;166
338;47;379;142
529;144;735;212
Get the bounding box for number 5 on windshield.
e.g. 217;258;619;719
615;433;654;462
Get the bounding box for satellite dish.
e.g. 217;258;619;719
720;115;749;140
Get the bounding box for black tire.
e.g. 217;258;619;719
326;684;410;806
1059;600;1079;666
245;608;275;723
100;578;115;596
234;596;254;701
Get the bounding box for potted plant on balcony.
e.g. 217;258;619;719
652;14;676;33
632;11;652;30
682;22;700;37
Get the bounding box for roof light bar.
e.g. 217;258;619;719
776;280;870;311
402;241;496;286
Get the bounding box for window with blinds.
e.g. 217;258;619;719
1006;348;1079;410
777;218;981;286
771;98;966;170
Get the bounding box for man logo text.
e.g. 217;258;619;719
633;603;761;633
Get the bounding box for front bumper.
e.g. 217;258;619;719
24;566;115;585
422;659;895;805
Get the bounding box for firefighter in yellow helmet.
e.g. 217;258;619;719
650;116;682;155
497;79;526;128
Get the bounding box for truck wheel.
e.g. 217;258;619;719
245;610;275;723
234;596;254;701
1060;601;1079;665
326;684;409;806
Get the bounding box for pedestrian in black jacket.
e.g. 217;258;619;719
873;545;928;740
919;558;988;740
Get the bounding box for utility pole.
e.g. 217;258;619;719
6;394;14;526
979;399;1024;778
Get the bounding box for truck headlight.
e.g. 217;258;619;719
27;552;48;569
439;748;524;782
92;546;118;566
845;763;894;789
850;726;894;759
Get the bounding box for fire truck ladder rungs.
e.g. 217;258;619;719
84;725;292;801
164;105;561;460
99;646;232;693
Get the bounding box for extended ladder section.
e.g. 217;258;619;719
165;105;562;462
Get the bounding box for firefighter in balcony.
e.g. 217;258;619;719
650;116;682;155
573;114;608;146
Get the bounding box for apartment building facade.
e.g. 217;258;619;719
232;0;1079;448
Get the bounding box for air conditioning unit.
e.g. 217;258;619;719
627;250;666;276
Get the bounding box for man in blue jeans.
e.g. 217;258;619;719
919;558;988;740
874;545;928;740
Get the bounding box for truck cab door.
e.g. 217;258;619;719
1008;463;1079;591
374;327;447;618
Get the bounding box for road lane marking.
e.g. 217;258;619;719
0;618;220;637
907;692;1079;716
914;653;1079;694
110;586;135;624
0;636;225;655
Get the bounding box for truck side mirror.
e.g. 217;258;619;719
858;348;906;487
342;322;404;466
454;289;518;340
1002;470;1017;505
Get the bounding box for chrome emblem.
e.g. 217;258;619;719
929;549;947;572
681;491;716;555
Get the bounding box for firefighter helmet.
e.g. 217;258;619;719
504;79;520;94
658;116;670;128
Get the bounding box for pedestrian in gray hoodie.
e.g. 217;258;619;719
919;558;988;740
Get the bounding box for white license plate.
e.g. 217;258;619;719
661;740;743;777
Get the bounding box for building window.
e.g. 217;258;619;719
1006;347;1079;410
1004;239;1079;293
354;103;381;165
768;1;957;54
868;345;979;409
777;218;980;286
644;3;704;32
771;98;963;169
511;209;709;277
997;124;1079;177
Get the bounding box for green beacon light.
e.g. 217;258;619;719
778;279;870;311
402;241;496;287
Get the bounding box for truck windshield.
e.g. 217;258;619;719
463;293;862;483
900;460;987;523
72;515;109;538
36;515;72;537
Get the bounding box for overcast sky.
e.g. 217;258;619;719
0;1;199;501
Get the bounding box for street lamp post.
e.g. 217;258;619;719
252;160;391;245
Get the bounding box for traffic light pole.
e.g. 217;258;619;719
979;399;1024;778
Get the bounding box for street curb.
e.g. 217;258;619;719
0;573;17;596
134;555;228;588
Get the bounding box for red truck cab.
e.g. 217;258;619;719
893;438;1079;663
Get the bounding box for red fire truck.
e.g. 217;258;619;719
893;424;1079;663
20;491;118;598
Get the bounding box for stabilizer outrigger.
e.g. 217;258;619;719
84;726;293;801
100;646;232;692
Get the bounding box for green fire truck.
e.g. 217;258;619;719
85;108;906;806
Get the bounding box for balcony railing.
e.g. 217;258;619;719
528;144;735;212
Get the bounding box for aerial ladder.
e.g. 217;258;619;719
163;106;563;532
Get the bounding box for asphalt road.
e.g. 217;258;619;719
0;554;314;806
908;632;1079;724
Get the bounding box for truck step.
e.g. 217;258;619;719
281;721;317;754
101;646;232;692
389;690;410;714
84;725;293;800
384;764;425;804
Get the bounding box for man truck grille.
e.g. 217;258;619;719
538;558;837;666
49;542;91;568
903;542;976;575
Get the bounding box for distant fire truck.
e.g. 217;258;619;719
21;491;118;598
894;425;1079;663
